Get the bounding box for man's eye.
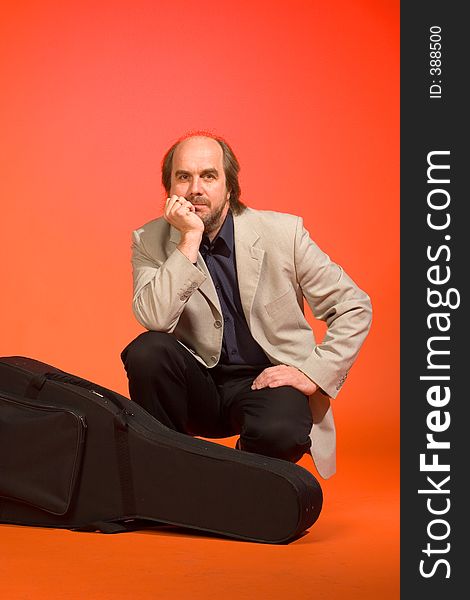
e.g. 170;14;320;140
203;174;215;179
178;174;189;180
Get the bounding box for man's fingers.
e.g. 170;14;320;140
251;365;302;390
167;194;180;206
166;195;187;210
252;377;285;390
165;196;194;221
177;198;195;214
251;367;286;389
165;195;179;216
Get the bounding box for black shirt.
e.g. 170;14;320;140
199;210;270;366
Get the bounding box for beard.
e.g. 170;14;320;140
192;197;229;235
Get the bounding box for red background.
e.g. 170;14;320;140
0;1;399;598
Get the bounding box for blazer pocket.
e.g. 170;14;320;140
264;287;299;319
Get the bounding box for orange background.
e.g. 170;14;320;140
0;1;399;598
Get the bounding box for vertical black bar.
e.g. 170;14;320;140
401;2;466;597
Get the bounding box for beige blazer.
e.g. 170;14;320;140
130;207;372;479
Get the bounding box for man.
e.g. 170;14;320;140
121;133;372;479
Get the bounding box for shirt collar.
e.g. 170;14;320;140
200;209;233;257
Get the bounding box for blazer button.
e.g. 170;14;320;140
214;320;222;328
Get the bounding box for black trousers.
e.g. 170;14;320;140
121;331;313;463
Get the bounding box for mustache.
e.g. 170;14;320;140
187;197;209;206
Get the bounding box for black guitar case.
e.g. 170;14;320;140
0;356;323;544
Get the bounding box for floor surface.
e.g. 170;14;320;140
0;442;399;600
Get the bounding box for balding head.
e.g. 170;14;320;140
161;132;245;215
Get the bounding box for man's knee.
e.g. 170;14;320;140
121;331;181;374
241;417;311;463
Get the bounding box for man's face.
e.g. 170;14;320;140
170;136;230;236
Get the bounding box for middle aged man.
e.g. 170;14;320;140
121;133;372;479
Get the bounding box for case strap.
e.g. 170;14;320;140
114;418;137;518
73;520;131;534
73;518;159;534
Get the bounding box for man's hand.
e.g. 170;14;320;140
164;195;204;263
164;195;204;236
251;365;319;396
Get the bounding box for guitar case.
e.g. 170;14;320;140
0;356;323;544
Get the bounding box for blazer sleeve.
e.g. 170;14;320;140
293;217;373;398
131;228;207;332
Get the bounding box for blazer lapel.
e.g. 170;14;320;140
169;226;221;313
233;213;265;327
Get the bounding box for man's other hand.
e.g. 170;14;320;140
251;365;318;396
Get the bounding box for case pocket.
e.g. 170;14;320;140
0;394;86;515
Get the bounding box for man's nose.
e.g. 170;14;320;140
188;176;202;196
